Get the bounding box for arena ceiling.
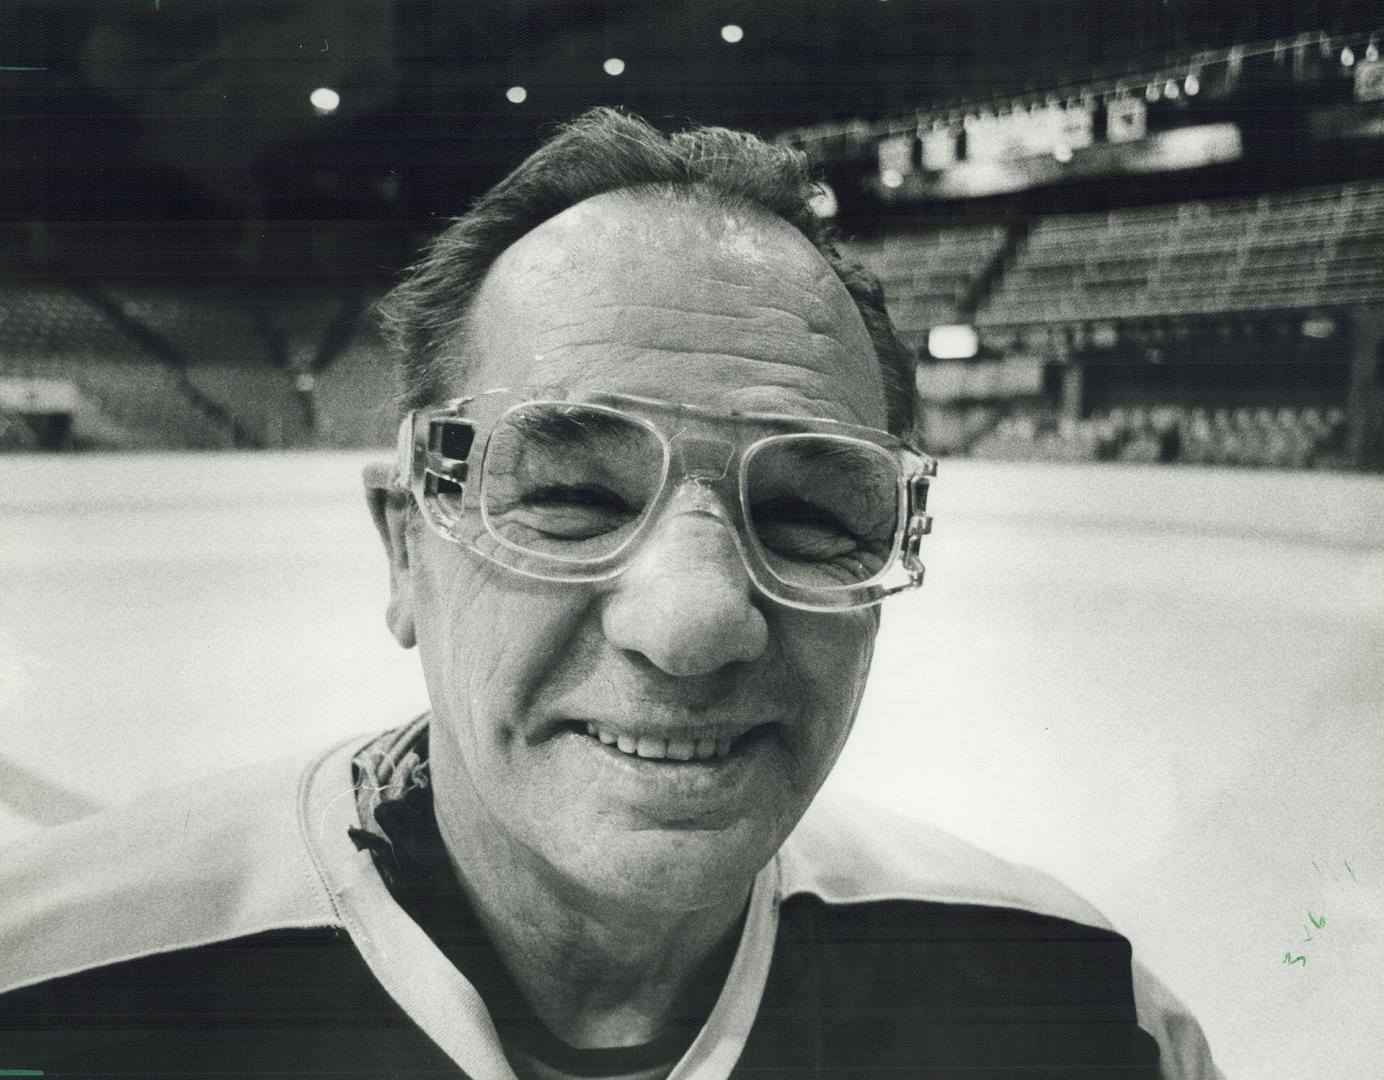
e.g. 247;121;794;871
0;0;1375;224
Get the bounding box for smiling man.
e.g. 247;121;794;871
0;110;1219;1079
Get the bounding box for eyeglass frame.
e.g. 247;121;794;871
393;387;936;612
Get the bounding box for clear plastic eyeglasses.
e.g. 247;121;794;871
394;388;936;612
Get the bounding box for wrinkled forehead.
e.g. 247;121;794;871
455;190;887;428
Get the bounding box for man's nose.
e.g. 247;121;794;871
600;499;769;677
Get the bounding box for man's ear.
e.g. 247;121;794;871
363;465;417;649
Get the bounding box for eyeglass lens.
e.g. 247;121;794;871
481;404;665;561
743;436;899;590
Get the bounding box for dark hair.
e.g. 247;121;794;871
379;107;915;435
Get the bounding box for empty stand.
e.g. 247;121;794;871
309;327;397;449
0;285;393;449
0;287;228;448
968;404;1348;469
977;180;1384;326
843;224;1008;344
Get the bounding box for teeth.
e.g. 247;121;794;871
665;738;695;761
582;724;740;761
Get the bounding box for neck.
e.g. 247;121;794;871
437;809;751;1049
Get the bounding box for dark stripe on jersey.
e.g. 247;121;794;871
0;901;1161;1079
737;894;1163;1078
0;927;459;1078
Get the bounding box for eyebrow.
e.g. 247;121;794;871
509;406;642;448
762;437;885;468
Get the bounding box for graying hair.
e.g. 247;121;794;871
378;108;915;435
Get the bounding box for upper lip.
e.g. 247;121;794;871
542;716;770;744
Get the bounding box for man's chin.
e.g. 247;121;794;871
551;821;773;918
531;768;792;914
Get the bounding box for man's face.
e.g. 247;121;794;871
383;192;889;915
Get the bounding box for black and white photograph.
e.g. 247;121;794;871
1;3;1381;1077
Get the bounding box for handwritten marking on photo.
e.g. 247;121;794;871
1285;858;1358;969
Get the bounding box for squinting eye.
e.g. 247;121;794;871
510;484;641;542
522;484;633;513
751;497;864;560
753;497;852;534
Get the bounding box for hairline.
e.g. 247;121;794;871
439;183;879;403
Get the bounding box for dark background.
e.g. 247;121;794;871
2;0;1375;230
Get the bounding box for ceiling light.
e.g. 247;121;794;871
928;325;980;360
603;58;625;76
721;24;744;43
1341;46;1356;67
309;87;340;114
506;86;527;104
1184;72;1200;95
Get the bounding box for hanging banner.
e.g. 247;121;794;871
1355;58;1384;102
1119;123;1242;172
1060;102;1095;150
876;134;915;177
963;114;998;162
1106;96;1147;143
958;104;1096;161
920;125;958;171
966;111;1026;162
1015;105;1062;156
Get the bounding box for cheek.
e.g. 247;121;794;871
410;554;488;727
778;610;877;747
410;542;593;747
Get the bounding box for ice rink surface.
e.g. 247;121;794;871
2;451;1382;1078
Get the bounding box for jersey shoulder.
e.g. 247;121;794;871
779;792;1226;1080
780;790;1110;927
0;745;341;995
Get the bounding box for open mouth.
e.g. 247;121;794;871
560;721;774;762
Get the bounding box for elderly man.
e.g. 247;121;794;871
0;109;1219;1078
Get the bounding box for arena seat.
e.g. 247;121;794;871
843;225;1008;343
967;403;1348;469
0;285;392;449
309;327;396;448
0;287;228;448
976;179;1384;325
